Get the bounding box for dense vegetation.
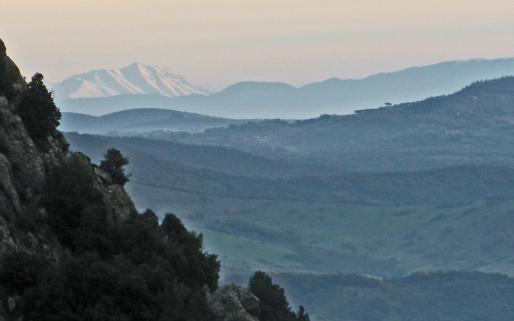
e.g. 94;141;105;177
1;153;220;321
18;73;61;146
249;272;310;321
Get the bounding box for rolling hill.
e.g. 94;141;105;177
61;74;514;321
146;77;514;172
65;132;514;279
60;108;248;134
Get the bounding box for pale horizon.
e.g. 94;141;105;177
3;0;514;89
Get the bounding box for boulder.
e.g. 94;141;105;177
206;284;261;321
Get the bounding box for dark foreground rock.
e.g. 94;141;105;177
207;284;261;321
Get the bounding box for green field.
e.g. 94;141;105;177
143;193;514;278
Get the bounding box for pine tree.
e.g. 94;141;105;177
297;306;310;321
100;148;130;186
249;271;308;321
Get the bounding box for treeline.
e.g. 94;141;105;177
64;133;514;206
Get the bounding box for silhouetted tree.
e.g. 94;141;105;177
249;271;306;321
100;148;130;186
297;306;310;321
18;73;61;146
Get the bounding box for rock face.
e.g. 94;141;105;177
0;38;25;97
206;284;261;321
0;39;136;258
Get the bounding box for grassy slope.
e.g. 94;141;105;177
193;198;514;277
65;132;514;277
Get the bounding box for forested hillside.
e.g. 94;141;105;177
139;77;514;172
65;132;514;279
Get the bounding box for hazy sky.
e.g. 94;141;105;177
2;0;514;89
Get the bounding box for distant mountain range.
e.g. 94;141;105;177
55;57;514;118
53;62;210;100
139;76;514;171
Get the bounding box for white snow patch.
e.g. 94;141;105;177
54;63;210;99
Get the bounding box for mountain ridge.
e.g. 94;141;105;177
56;57;514;117
53;62;210;100
147;76;514;171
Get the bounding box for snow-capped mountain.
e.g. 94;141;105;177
53;63;210;99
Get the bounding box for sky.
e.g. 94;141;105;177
2;0;514;89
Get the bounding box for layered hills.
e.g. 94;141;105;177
57;58;514;117
63;75;514;320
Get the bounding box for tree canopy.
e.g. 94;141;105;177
100;148;130;186
249;271;310;321
0;155;220;321
18;73;61;146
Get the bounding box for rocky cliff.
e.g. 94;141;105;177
0;39;142;319
0;38;136;258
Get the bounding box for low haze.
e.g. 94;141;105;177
5;2;514;321
3;0;514;89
